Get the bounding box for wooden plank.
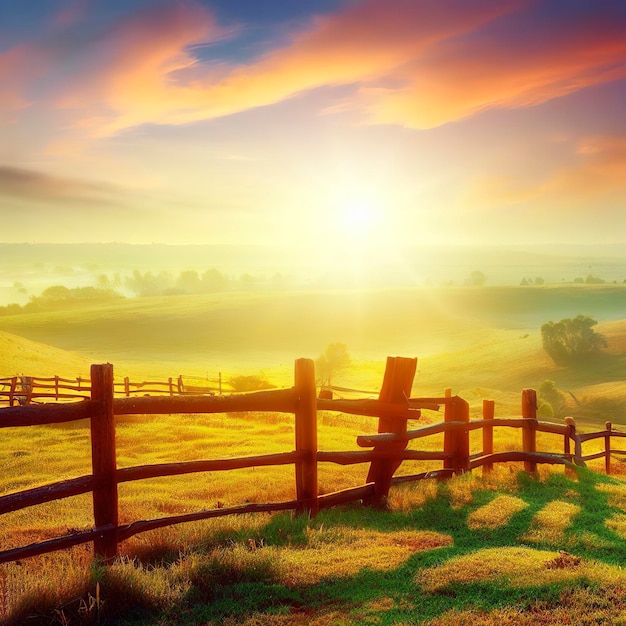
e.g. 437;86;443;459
317;483;376;509
390;468;456;484
0;475;95;515
318;450;449;465
443;396;470;474
0;400;94;427
469;451;575;471
113;388;296;415
522;389;537;475
117;451;303;483
365;357;417;505
482;399;495;474
117;500;300;542
294;358;318;515
0;526;114;565
90;364;118;562
317;397;422;419
581;451;609;462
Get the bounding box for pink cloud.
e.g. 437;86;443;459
4;0;626;135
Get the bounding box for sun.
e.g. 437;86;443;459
336;196;383;242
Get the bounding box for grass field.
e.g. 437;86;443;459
2;285;626;623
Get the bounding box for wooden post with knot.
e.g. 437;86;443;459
365;356;417;507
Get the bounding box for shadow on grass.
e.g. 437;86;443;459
8;469;626;625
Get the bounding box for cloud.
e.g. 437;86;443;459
360;3;626;128
3;0;626;136
0;166;125;207
463;134;626;212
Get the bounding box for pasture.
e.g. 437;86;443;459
2;284;626;623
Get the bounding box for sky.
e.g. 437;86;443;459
1;0;625;253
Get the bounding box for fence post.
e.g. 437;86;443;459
365;356;417;506
565;416;583;469
605;421;612;475
90;363;119;562
294;358;318;516
482;399;495;474
124;377;130;397
9;377;16;407
168;377;174;396
521;389;537;475
55;375;59;400
444;396;470;474
177;375;184;395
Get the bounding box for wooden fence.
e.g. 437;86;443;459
0;373;224;406
1;356;625;566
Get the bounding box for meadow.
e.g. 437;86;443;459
1;284;626;623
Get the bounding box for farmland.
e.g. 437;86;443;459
2;284;626;623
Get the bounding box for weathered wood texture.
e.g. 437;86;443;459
522;388;538;475
90;364;118;562
482;399;495;474
114;388;297;415
365;356;417;505
443;395;470;473
294;358;318;515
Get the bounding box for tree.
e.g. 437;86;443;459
538;379;566;418
541;315;607;365
315;343;351;387
469;270;487;286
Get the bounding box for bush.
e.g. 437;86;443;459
541;315;607;365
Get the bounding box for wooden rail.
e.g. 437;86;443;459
0;373;226;406
1;358;624;567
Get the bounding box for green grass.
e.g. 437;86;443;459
4;467;626;625
3;285;626;623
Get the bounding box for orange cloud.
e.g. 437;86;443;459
5;0;626;135
362;11;626;128
39;0;525;134
463;135;626;212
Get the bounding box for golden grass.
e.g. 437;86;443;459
426;585;626;626
522;500;581;545
467;495;530;530
597;482;626;510
606;513;626;540
416;546;622;592
279;528;452;586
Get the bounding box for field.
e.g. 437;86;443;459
2;285;626;624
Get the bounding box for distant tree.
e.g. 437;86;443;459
177;270;202;294
585;274;605;284
534;276;545;285
541;315;607;365
538;379;567;418
229;374;275;392
573;277;584;284
202;268;229;292
315;343;351;387
41;285;71;302
469;270;487;286
520;277;530;286
125;270;173;296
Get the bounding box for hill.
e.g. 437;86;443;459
0;330;91;377
0;285;625;423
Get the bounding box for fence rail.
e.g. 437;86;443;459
0;372;226;406
1;358;624;567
